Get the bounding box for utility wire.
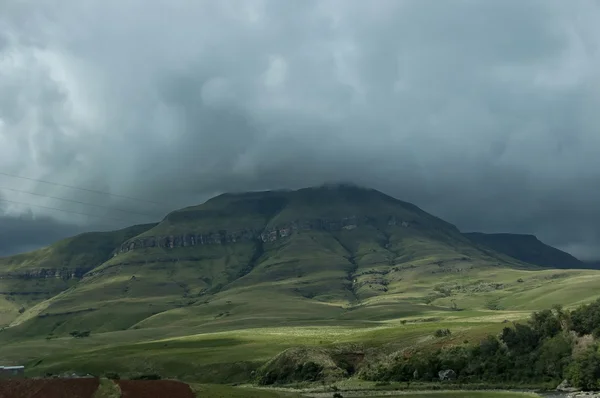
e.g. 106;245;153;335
0;198;146;222
0;186;159;217
0;171;164;206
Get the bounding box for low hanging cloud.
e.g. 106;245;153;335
0;213;88;256
1;0;600;259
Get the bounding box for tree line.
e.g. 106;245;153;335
363;299;600;391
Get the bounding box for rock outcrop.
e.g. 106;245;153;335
0;267;91;281
118;215;414;255
438;369;457;381
256;346;351;385
557;379;578;393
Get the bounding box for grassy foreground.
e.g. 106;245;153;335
1;311;522;382
192;384;303;397
366;393;539;398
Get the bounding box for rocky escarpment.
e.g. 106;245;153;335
0;267;92;281
0;268;92;298
118;215;413;254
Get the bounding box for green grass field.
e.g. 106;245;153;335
0;310;555;382
2;261;600;383
365;393;538;398
94;378;540;398
2;261;599;384
192;384;303;397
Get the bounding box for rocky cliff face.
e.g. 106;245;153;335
118;215;413;254
0;267;91;280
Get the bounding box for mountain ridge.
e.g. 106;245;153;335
464;231;584;269
3;185;600;382
0;184;589;340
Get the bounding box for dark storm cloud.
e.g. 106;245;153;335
0;190;88;255
0;213;88;256
1;0;600;259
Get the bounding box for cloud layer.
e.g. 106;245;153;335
1;0;600;259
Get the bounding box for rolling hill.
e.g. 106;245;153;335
1;184;599;381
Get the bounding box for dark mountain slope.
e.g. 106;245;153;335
464;232;584;268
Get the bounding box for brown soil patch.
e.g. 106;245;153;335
0;378;100;398
117;380;194;398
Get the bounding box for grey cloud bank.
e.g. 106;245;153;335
1;0;600;259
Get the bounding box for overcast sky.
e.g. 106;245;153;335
1;0;600;260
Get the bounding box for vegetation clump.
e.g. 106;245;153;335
69;330;91;338
258;361;324;385
256;346;349;385
104;372;120;380
434;329;452;338
363;300;600;391
130;373;162;380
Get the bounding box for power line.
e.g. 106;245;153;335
0;171;164;206
0;197;147;222
0;186;159;218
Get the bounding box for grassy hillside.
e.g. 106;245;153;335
1;186;528;337
0;185;599;386
0;223;156;273
464;232;584;269
0;223;155;326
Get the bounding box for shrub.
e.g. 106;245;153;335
501;324;538;354
566;345;600;391
434;329;451;338
69;330;91;338
131;373;161;380
362;299;600;387
297;361;323;382
535;334;572;379
257;361;324;385
337;358;356;376
529;309;561;339
571;300;600;336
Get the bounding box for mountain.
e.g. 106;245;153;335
0;223;156;325
585;261;600;269
464;232;584;269
2;185;600;381
1;185;522;334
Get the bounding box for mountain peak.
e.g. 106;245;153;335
140;184;456;242
208;183;377;201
